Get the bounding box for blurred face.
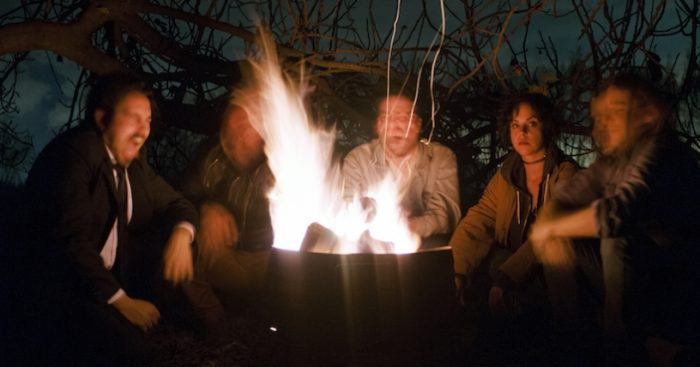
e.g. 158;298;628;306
591;86;630;155
95;92;151;166
509;103;545;161
220;106;265;170
375;95;422;160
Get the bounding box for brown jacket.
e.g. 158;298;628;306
450;150;578;286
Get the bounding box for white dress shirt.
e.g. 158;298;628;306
100;146;194;304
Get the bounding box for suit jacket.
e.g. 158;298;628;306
23;124;197;303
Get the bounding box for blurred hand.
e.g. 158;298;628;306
360;197;377;222
401;207;420;234
488;286;506;316
407;217;419;234
454;274;470;306
197;202;239;267
530;220;554;248
113;295;161;332
163;226;194;284
533;237;575;269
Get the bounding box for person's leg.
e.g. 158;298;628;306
542;238;604;366
182;249;270;340
486;246;513;281
123;226;179;315
600;236;651;366
69;298;160;367
543;238;602;327
656;243;700;346
207;249;270;309
182;256;229;341
599;235;700;366
29;284;158;367
486;246;537;317
645;241;700;364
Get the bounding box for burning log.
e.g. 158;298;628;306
300;222;338;253
301;219;396;254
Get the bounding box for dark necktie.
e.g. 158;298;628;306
113;164;129;280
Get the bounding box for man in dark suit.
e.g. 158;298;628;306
15;73;197;366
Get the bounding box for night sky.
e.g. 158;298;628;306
0;0;691;179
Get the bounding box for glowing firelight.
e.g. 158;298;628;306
236;29;420;254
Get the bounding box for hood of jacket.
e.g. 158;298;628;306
499;145;578;191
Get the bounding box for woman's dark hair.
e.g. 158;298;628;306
84;72;158;128
497;92;562;150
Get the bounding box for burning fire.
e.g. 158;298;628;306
236;30;420;254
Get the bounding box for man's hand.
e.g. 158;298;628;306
401;207;420;234
163;226;194;284
407;217;419;233
113;295;161;332
531;220;556;262
488;286;506;316
531;207;596;268
532;235;575;269
529;220;554;248
197;202;239;267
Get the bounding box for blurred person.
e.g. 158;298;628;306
180;97;274;342
16;72;197;366
450;93;578;317
531;74;700;366
342;87;461;246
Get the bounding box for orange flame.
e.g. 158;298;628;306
237;29;419;254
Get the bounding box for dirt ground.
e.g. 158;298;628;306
149;298;575;367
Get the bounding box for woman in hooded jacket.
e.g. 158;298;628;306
450;92;579;317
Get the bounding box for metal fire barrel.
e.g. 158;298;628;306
264;246;456;364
